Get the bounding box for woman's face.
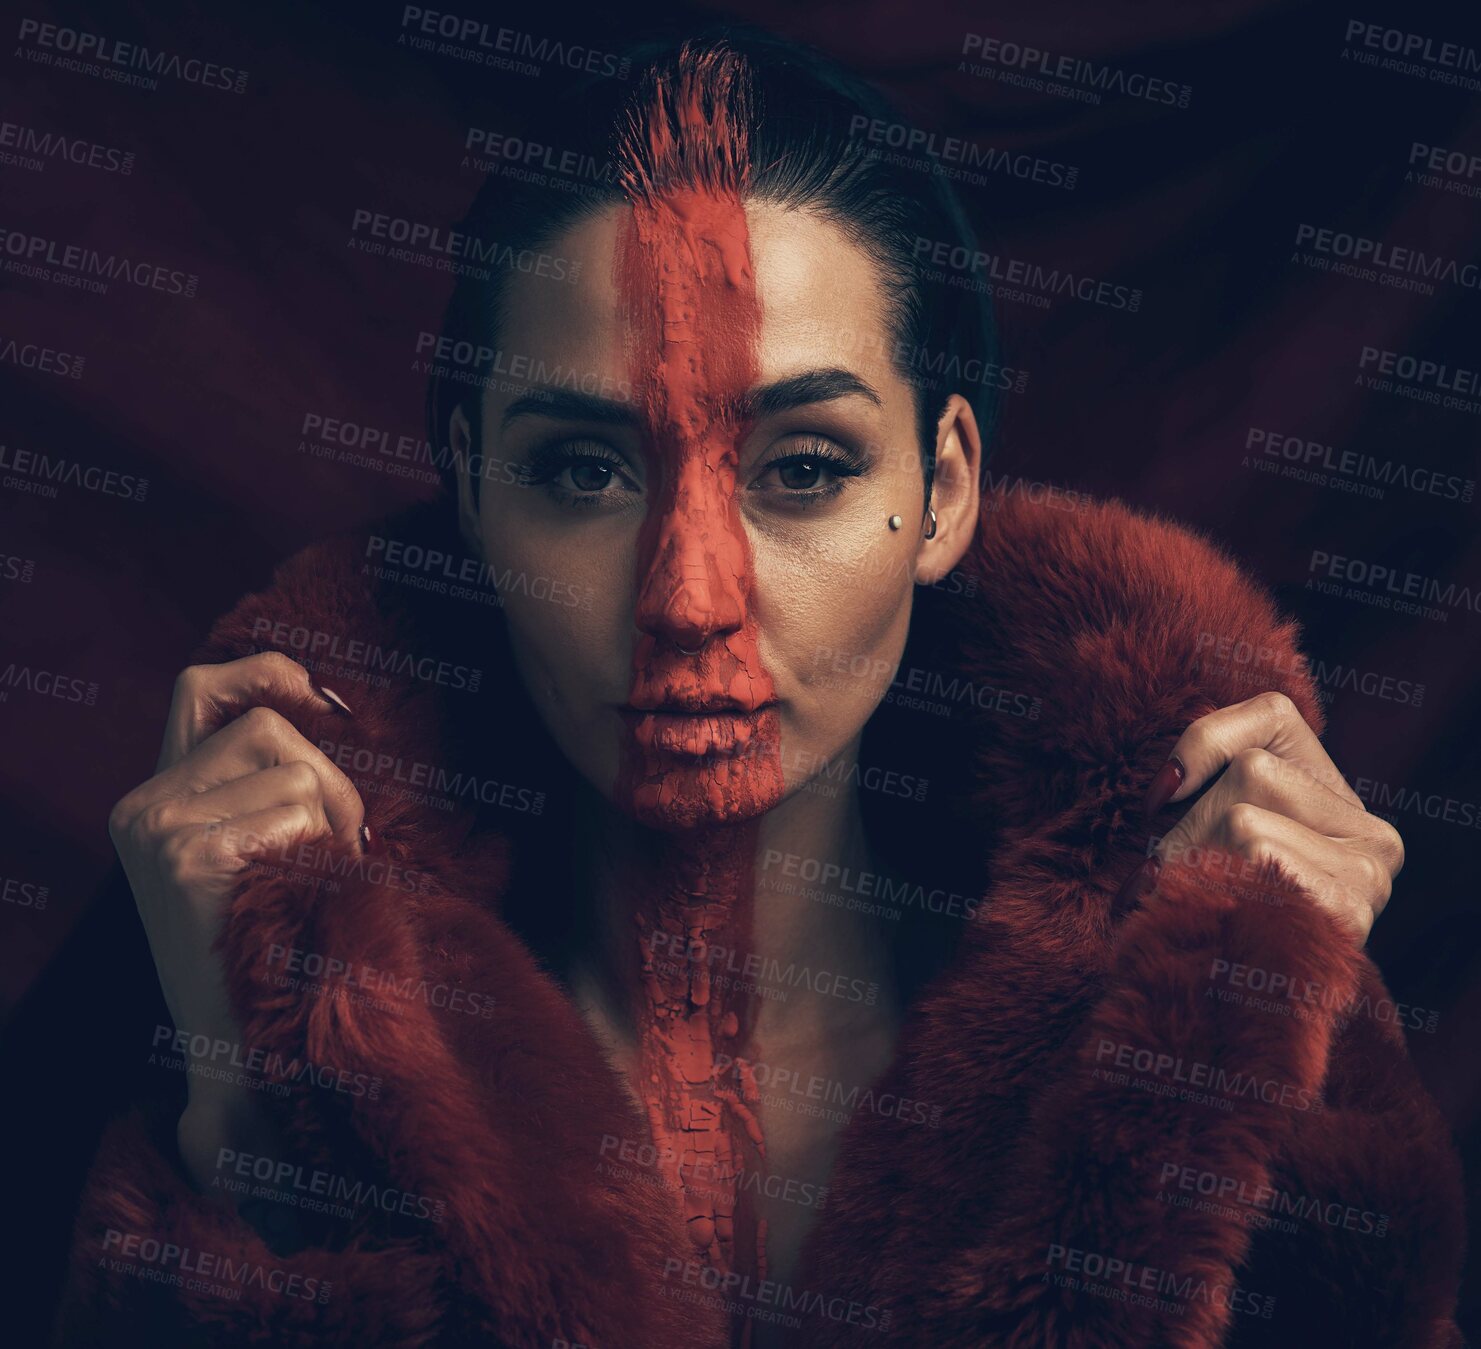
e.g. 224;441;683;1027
455;199;980;830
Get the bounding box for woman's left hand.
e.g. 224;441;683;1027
1134;690;1404;947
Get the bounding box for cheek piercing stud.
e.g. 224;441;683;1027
888;515;903;531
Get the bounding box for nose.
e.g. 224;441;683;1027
634;465;747;655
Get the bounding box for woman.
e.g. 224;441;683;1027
64;30;1463;1349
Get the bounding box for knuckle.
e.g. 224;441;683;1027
134;800;178;847
172;664;210;702
107;792;141;844
252;650;305;683
155;826;196;882
1229;746;1277;789
1255;689;1297;722
283;759;321;798
1359;850;1391;898
1223;801;1266;850
1372;819;1405;874
239;704;284;738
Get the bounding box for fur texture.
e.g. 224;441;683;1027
59;490;1465;1347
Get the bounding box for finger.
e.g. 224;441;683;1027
148;707;365;854
1160;801;1388;944
1155;747;1403;879
165;762;350;834
158;651;351;773
1151;690;1363;813
194;803;336;873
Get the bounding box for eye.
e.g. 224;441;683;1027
752;436;867;503
568;460;615;492
516;438;640;507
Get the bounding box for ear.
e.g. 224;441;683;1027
451;403;483;557
913;394;982;586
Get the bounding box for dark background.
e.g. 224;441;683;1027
2;0;1478;1339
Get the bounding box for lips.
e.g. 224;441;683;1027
619;705;776;758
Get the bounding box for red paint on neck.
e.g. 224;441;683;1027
610;55;782;1324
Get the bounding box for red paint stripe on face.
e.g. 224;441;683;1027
610;52;781;1313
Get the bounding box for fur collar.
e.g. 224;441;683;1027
65;487;1463;1348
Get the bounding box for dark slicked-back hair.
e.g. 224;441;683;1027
427;26;1001;507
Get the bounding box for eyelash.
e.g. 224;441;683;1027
516;435;868;509
515;439;637;509
754;437;867;504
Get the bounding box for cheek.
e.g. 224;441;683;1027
478;510;635;709
751;516;917;761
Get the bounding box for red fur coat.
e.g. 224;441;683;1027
59;490;1465;1347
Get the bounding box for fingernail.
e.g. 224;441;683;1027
316;685;354;717
1144;757;1185;817
359;823;374;854
1114;856;1162;909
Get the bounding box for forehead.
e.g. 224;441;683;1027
494;199;899;401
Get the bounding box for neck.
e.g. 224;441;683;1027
570;737;899;1050
563;737;900;1279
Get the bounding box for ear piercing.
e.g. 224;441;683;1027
888;509;938;537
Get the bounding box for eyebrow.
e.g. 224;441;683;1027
498;366;883;431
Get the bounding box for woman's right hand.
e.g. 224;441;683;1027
107;651;366;1186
